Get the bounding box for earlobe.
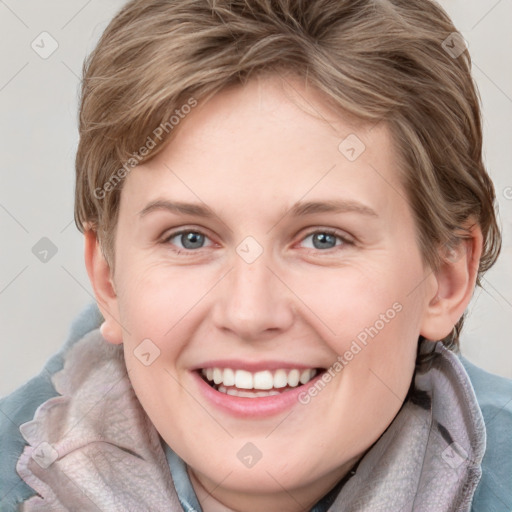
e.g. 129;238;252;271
420;222;483;341
84;229;124;345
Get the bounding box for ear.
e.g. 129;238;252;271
420;221;483;341
84;229;123;345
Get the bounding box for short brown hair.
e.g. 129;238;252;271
74;0;501;350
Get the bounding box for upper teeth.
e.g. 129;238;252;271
201;368;317;390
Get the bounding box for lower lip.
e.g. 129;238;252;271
191;370;324;418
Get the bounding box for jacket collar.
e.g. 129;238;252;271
17;330;181;510
327;341;486;511
17;330;485;511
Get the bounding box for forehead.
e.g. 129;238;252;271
121;74;408;226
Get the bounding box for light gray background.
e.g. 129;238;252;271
1;0;511;397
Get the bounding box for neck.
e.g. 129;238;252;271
187;458;358;512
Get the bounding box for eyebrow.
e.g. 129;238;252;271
138;198;378;219
288;199;378;218
139;200;213;218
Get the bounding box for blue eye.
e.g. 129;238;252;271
166;230;212;250
163;228;351;255
301;231;349;250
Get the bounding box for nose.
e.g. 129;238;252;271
211;254;295;341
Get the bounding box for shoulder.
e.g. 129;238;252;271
0;303;103;511
459;356;512;512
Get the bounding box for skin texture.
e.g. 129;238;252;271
85;74;482;512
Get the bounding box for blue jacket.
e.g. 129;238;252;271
1;302;511;511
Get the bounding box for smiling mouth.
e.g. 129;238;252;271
199;367;325;398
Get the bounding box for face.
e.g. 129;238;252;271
104;75;439;511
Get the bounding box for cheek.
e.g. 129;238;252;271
286;258;425;409
114;264;207;439
288;259;425;350
115;261;216;342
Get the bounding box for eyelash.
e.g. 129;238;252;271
300;229;354;251
162;229;215;255
162;228;354;255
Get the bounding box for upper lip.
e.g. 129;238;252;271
191;359;326;372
